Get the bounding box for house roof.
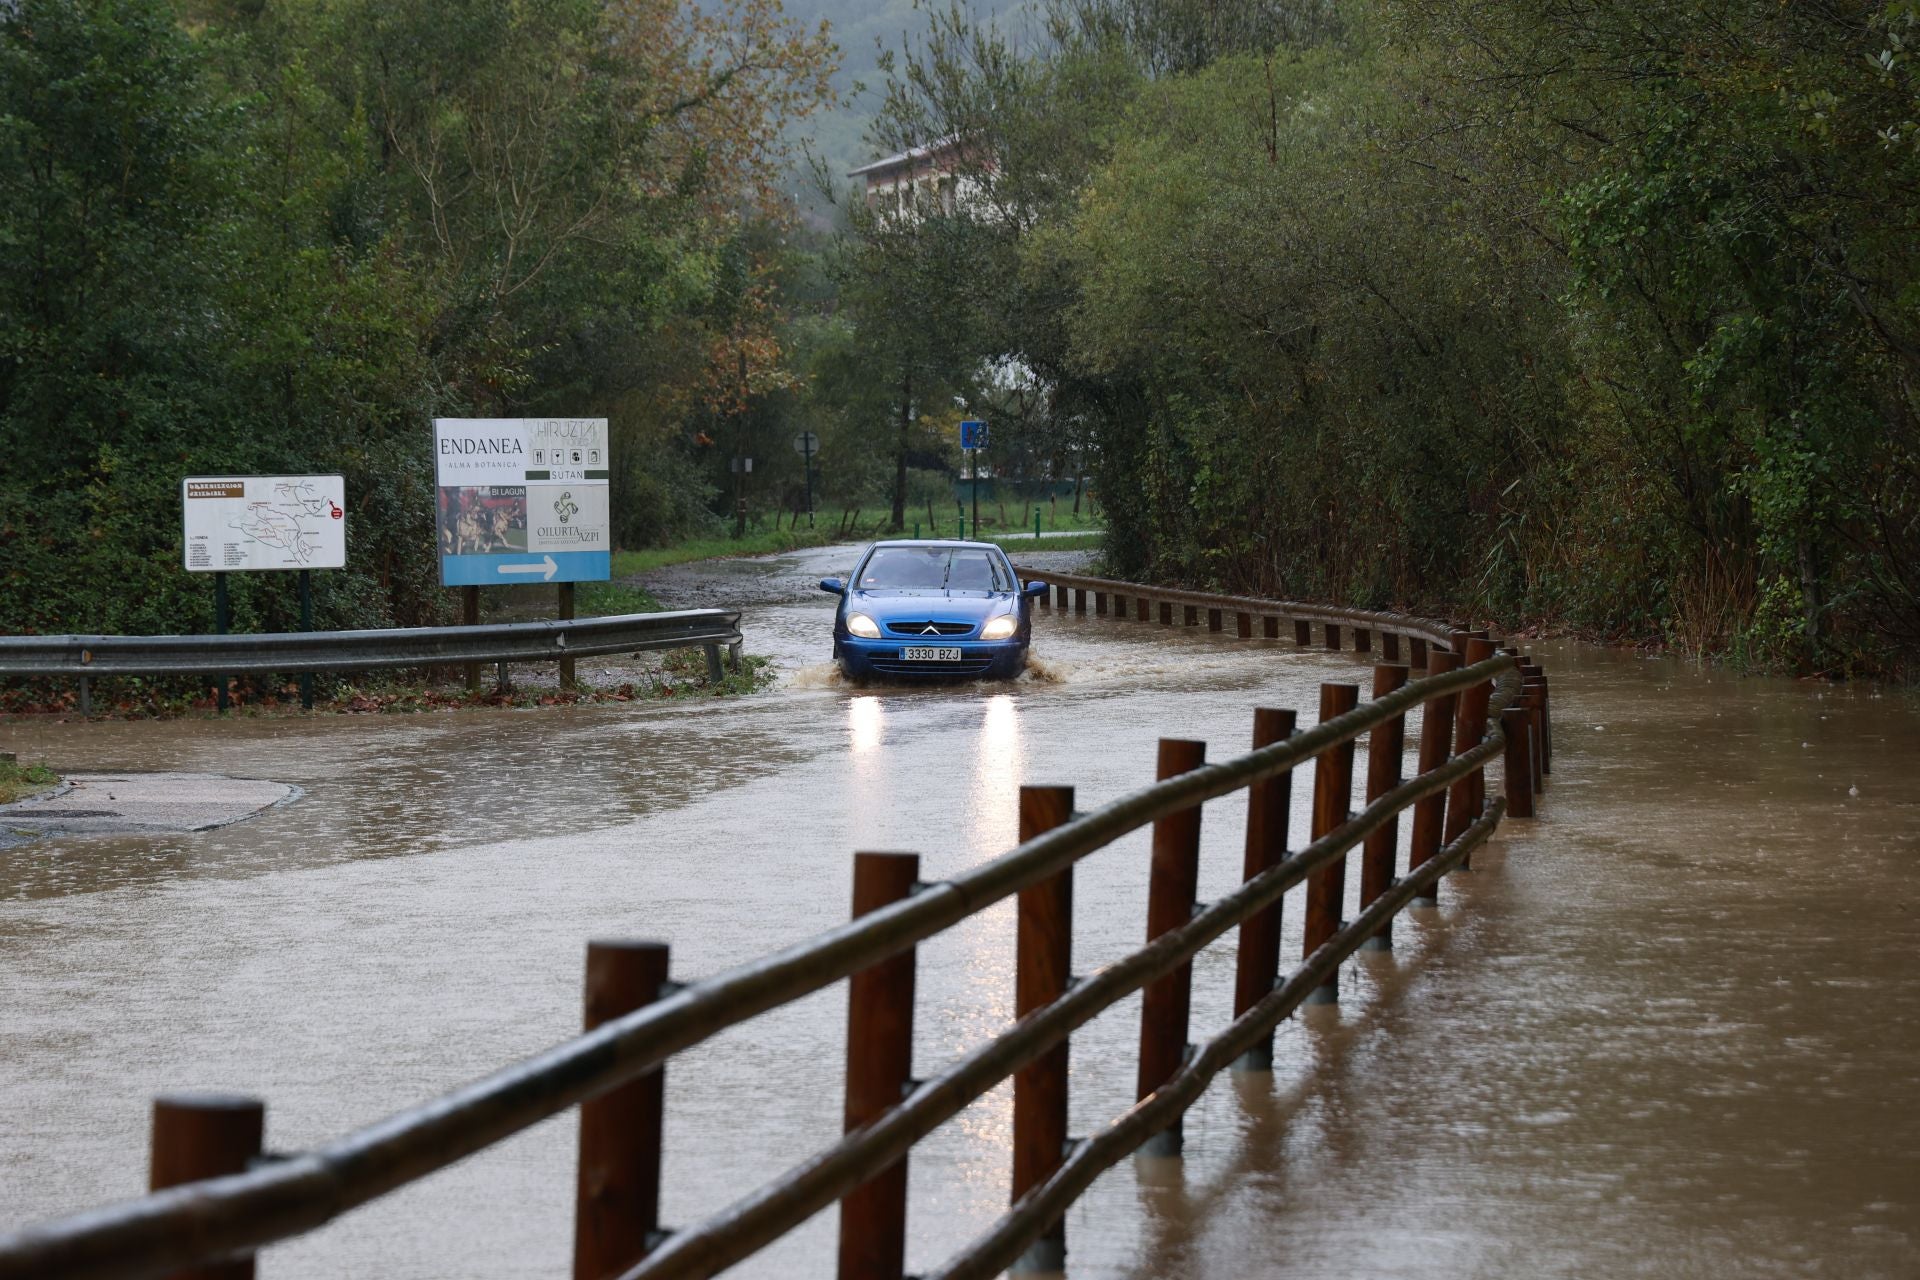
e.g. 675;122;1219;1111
847;137;962;179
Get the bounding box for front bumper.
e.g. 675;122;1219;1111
836;636;1028;680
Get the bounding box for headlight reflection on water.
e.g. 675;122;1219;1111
968;694;1023;858
849;694;884;755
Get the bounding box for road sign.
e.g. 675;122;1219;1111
792;432;819;455
729;457;754;473
182;475;346;572
434;419;610;586
960;419;987;450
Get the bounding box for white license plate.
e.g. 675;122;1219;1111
900;646;963;661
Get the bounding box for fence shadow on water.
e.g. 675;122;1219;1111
0;570;1553;1280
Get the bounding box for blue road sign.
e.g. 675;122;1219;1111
960;419;987;450
440;550;610;586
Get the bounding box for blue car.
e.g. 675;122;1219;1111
821;540;1049;680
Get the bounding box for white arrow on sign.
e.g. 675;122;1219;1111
498;555;559;581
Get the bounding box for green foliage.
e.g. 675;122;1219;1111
575;579;663;615
0;757;60;804
1;0;834;641
607;524;837;577
835;0;1920;675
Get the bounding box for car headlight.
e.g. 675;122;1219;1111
847;612;882;638
979;615;1018;641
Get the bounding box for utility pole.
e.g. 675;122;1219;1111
793;431;818;528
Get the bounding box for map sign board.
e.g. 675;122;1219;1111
181;475;347;572
434;418;610;586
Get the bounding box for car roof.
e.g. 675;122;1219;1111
865;540;1000;550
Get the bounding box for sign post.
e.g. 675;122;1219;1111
182;475;347;712
299;570;314;709
214;572;230;712
960;420;986;540
464;586;481;693
792;432;819;528
558;581;575;690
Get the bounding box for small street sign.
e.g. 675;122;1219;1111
730;457;755;473
182;475;347;572
792;432;819;455
960;420;988;535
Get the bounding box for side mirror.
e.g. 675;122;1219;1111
820;578;846;595
1024;581;1048;598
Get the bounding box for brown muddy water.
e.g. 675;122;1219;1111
1;543;1916;1278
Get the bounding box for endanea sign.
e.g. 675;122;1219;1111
432;418;610;586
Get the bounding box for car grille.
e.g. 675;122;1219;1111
868;658;998;677
883;620;975;637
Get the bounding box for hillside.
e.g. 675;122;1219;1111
738;0;1021;205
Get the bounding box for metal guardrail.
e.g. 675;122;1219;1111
1013;565;1458;647
0;610;743;679
0;574;1552;1280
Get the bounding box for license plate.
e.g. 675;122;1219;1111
900;646;962;661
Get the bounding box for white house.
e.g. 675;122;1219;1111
848;137;987;218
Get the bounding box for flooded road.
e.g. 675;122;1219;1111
2;543;1916;1278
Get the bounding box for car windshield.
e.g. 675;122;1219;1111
858;547;1011;592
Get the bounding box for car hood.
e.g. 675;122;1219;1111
847;590;1012;621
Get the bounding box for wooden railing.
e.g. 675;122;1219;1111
0;571;1552;1280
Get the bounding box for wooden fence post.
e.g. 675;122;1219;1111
150;1095;265;1280
1359;665;1410;950
1263;616;1280;639
575;941;670;1280
1302;683;1361;1002
1502;707;1536;818
1444;637;1499;865
1524;678;1547;793
1354;627;1372;654
838;852;921;1280
1293;619;1312;645
1523;663;1552;774
1232;708;1296;1071
1012;787;1074;1274
1408;651;1461;905
1409;636;1428;668
1324;623;1342;651
1382;632;1401;662
1137;739;1206;1156
1236;611;1253;639
1207;607;1222;633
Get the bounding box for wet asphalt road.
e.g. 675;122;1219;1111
1;542;1915;1278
